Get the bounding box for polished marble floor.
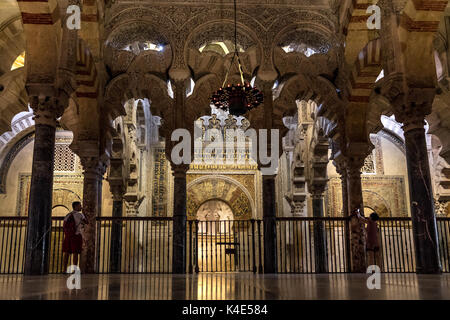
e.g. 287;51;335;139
0;273;449;300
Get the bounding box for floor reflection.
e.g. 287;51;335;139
0;273;449;300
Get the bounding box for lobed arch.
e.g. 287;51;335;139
187;46;260;84
267;9;336;36
273;74;340;123
0;68;28;136
0;14;25;76
0;5;27;135
104;25;173;75
186;175;255;221
183;19;263;65
273;74;319;118
185;20;261;52
104;8;177;71
104;73;173;122
104;8;175;50
0;129;34;194
273;24;335;56
185;73;222;125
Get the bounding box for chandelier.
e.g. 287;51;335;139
211;0;263;116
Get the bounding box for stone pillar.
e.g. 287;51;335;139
262;174;277;273
346;160;365;215
311;187;327;273
24;97;62;275
337;166;352;271
110;189;124;273
80;158;105;273
403;118;442;274
339;169;349;217
171;164;189;274
346;158;367;273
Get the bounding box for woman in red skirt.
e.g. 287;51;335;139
62;201;87;273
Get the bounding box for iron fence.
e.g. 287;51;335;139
0;217;27;274
96;217;173;273
437;217;450;273
187;219;264;273
1;216;450;274
49;217;65;273
276;217;349;273
377;218;416;273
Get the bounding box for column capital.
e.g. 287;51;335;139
256;71;278;83
346;161;363;179
261;172;277;180
333;158;347;178
395;88;435;133
377;75;435;132
80;156;107;179
170;163;190;177
110;185;125;202
168;68;191;83
310;183;327;199
292;201;306;216
30;96;65;127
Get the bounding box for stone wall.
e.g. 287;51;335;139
0;131;113;217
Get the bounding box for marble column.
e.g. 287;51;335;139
339;170;349;217
346;163;365;215
24;97;62;275
346;160;367;273
172;164;189;274
311;189;327;273
339;168;352;271
110;190;123;273
262;174;277;273
80;158;104;273
403;121;442;274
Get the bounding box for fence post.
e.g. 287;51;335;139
110;197;124;273
194;220;200;273
257;220;263;273
262;174;277;273
251;219;256;273
171;164;188;274
311;189;328;273
188;220;193;274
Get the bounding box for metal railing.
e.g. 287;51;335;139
377;218;416;273
276;217;349;273
437;217;450;273
0;217;27;274
96;217;173;273
49;217;65;273
187;220;264;273
1;216;450;274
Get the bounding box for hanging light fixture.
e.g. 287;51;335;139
211;0;263;116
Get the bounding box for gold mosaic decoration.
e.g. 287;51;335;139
186;177;253;220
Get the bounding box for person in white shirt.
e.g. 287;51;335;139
62;201;87;273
